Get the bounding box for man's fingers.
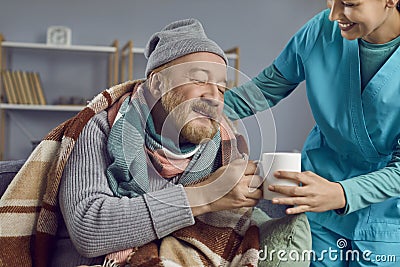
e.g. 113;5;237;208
242;198;260;208
246;188;262;200
247;174;263;188
245;160;258;175
224;158;258;180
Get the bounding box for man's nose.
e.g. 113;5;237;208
203;83;223;105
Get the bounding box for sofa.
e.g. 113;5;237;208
0;159;25;197
0;159;312;266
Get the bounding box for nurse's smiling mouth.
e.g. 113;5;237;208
338;21;356;31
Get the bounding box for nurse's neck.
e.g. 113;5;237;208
361;10;400;44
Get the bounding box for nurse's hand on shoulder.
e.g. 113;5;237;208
268;170;346;215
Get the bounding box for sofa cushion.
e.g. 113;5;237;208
0;160;25;197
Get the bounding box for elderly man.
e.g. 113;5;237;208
49;19;263;267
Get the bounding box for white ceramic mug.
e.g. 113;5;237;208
258;152;301;200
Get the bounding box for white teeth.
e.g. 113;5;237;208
339;22;354;28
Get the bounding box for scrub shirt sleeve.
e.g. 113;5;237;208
338;138;400;215
224;10;324;121
223;64;298;120
273;10;322;83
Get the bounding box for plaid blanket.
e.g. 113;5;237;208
0;80;141;267
0;79;260;267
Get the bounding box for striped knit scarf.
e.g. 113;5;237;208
0;80;143;267
145;147;195;178
104;85;260;266
106;84;225;198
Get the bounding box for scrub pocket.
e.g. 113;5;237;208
367;198;400;225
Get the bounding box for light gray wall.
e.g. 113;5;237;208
0;0;326;160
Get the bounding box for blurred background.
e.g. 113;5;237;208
0;0;325;160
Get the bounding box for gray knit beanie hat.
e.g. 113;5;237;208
144;18;228;77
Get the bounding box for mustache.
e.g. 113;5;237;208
190;101;219;120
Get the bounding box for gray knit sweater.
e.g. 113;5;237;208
51;111;195;266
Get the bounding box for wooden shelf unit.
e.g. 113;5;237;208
0;33;119;159
0;103;85;112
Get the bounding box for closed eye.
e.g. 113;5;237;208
191;79;208;85
217;83;227;94
190;78;227;95
342;1;355;7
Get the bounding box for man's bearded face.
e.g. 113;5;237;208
161;89;221;144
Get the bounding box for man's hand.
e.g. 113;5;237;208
185;158;263;216
268;170;346;215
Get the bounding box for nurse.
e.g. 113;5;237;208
224;0;400;266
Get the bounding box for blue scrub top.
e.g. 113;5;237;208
225;9;400;242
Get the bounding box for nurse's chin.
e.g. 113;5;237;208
340;32;360;41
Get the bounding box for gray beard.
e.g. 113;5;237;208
161;91;219;144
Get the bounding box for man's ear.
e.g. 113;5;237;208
148;73;163;99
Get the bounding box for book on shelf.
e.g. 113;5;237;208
10;70;25;104
21;71;36;105
32;72;46;105
0;70;46;105
9;70;23;104
1;70;16;104
15;71;29;104
27;72;40;105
